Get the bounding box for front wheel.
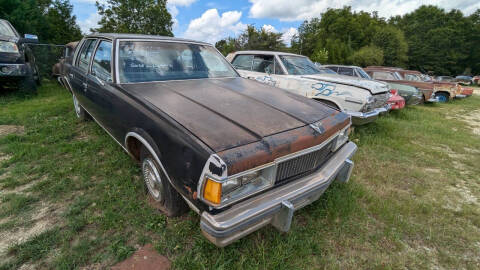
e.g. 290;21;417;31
140;146;188;217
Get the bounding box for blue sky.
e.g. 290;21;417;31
71;0;480;45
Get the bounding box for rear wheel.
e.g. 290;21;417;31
436;92;449;103
140;146;188;217
18;65;37;93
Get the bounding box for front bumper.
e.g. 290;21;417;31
200;142;358;247
0;63;28;77
455;94;467;99
346;104;390;125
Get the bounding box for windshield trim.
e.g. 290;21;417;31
114;38;239;84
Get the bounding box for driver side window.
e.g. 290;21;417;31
252;55;274;74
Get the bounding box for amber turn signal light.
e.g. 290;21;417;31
203;178;222;204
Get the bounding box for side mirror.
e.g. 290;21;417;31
21;34;39;44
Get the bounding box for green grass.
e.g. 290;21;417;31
0;83;479;269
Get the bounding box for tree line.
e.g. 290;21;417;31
217;6;480;76
1;1;478;75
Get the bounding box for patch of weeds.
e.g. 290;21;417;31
2;228;60;269
0;194;38;218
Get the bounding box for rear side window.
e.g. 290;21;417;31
232;55;253;70
326;66;338;73
252;55;274;73
338;67;353;76
91;40;112;82
372;71;395;80
77;39;97;72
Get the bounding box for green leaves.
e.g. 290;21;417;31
94;0;173;36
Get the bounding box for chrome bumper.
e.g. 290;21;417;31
347;104;390;125
200;142;358;247
455;94;467;99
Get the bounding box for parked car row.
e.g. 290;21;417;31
45;33;475;248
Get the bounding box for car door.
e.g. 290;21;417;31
69;39;97;112
85;39;122;137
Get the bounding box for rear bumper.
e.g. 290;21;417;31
455;94;467;99
200;142;358;247
346;104;390;125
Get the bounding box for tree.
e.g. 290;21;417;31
350;45;384;67
372;25;408;67
95;0;173;36
44;0;82;44
391;5;474;75
215;25;287;55
0;0;81;44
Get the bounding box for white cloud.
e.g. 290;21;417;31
168;0;197;6
183;9;247;44
248;0;480;21
281;27;298;45
78;12;101;34
262;24;277;32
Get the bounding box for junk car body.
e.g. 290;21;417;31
364;67;438;103
396;69;459;102
58;34;358;247
53;41;78;80
226;51;391;125
0;19;40;92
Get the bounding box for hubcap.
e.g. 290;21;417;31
142;158;164;202
73;95;81;117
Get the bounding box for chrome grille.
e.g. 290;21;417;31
275;139;335;185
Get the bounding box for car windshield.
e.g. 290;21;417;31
0;21;16;37
317;67;337;74
279;55;321;75
118;41;238;83
357;68;371;79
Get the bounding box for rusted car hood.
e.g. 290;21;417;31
120;77;345;152
301;74;389;94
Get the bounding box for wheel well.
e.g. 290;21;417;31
126;136;142;162
436;91;450;97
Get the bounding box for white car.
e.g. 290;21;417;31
226;51;391;125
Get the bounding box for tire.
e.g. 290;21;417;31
72;94;88;121
436;92;449;103
18;65;37;93
140;146;188;217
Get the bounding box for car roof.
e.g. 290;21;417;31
323;64;362;69
84;33;211;46
232;50;305;57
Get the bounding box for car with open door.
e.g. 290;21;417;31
59;34;358;247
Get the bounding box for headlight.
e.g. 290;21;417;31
0;41;19;53
332;126;350;152
202;165;275;207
